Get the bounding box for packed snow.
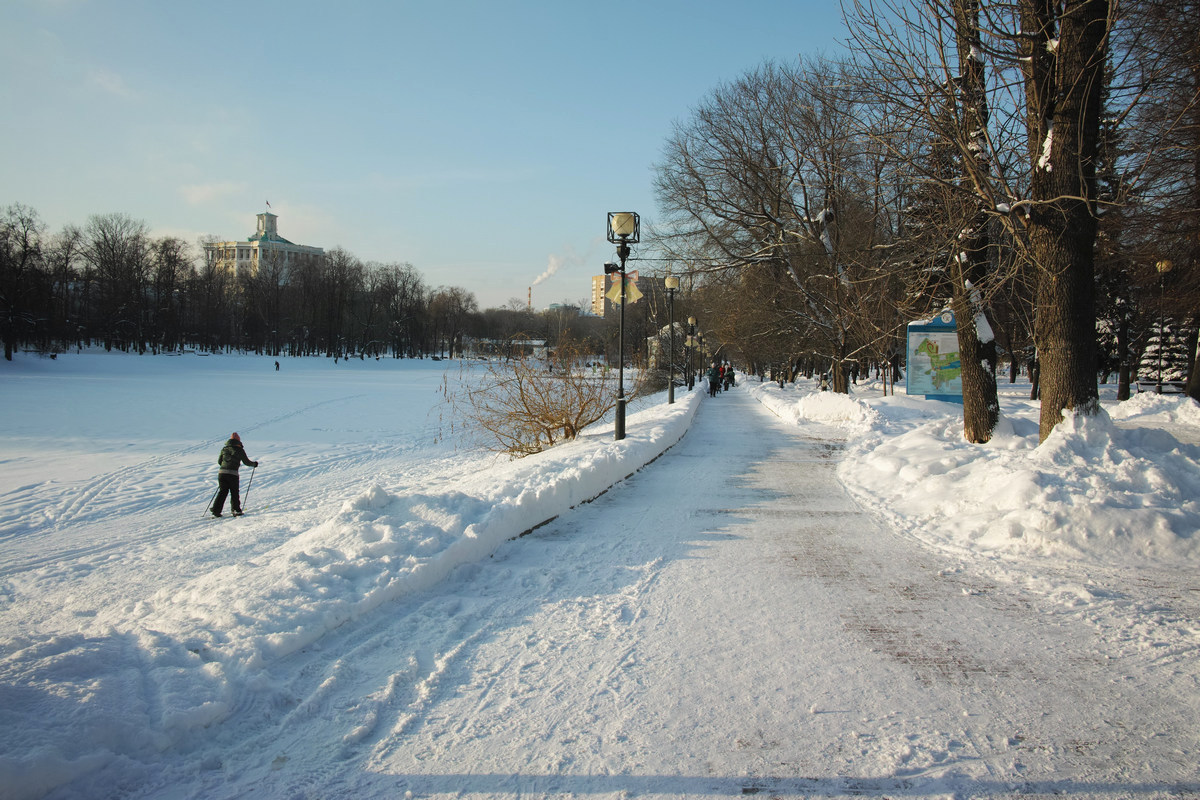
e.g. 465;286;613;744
1;353;1198;799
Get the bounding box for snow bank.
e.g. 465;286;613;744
750;379;1200;567
751;382;883;433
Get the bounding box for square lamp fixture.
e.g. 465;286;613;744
607;212;640;244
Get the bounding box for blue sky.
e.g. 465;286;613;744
1;0;848;309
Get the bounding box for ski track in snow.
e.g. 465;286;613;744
0;394;368;544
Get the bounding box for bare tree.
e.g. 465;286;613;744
192;241;230;352
1019;0;1111;440
320;247;364;356
428;286;478;358
445;336;637;458
1119;0;1200;398
44;224;84;348
846;0;1113;441
82;213;151;352
654;58;895;392
0;203;45;360
149;236;191;352
950;0;1002;441
845;0;1031;441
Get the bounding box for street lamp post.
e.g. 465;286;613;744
606;212;639;440
604;258;625;437
665;276;679;404
1156;259;1174;393
687;316;697;390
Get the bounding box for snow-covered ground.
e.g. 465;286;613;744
1;353;1197;799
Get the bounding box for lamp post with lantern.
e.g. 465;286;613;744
665;276;679;404
691;314;700;388
606;212;639;440
1156;258;1174;393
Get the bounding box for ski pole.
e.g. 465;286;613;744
203;486;219;518
242;466;256;511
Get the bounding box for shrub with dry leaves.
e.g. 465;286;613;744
445;336;644;458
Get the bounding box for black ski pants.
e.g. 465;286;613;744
214;473;242;515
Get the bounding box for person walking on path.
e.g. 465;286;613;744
212;432;258;517
707;363;722;397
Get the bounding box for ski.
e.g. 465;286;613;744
210;505;269;518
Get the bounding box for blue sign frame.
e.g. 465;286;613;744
906;311;963;403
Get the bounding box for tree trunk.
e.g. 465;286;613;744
832;359;849;393
1117;313;1133;401
949;0;1001;443
1185;320;1200;400
954;296;999;442
1032;232;1100;440
1021;0;1108;441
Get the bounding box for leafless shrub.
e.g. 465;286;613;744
445;335;644;458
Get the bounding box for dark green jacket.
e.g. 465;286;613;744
217;439;256;476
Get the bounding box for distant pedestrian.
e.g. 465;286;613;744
275;360;280;371
212;432;258;517
707;363;721;397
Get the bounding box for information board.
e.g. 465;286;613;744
906;311;963;402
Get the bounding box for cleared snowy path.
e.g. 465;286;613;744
128;386;1196;799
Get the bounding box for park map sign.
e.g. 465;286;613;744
906;311;963;403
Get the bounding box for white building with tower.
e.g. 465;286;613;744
203;211;324;277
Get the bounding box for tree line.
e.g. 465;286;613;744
0;205;611;362
652;0;1199;442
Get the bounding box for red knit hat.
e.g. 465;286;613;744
231;432;240;441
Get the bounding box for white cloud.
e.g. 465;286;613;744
180;182;247;206
86;66;138;100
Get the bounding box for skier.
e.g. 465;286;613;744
212;432;258;517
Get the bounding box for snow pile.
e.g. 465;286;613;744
1108;387;1200;427
752;379;1200;567
750;382;882;433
